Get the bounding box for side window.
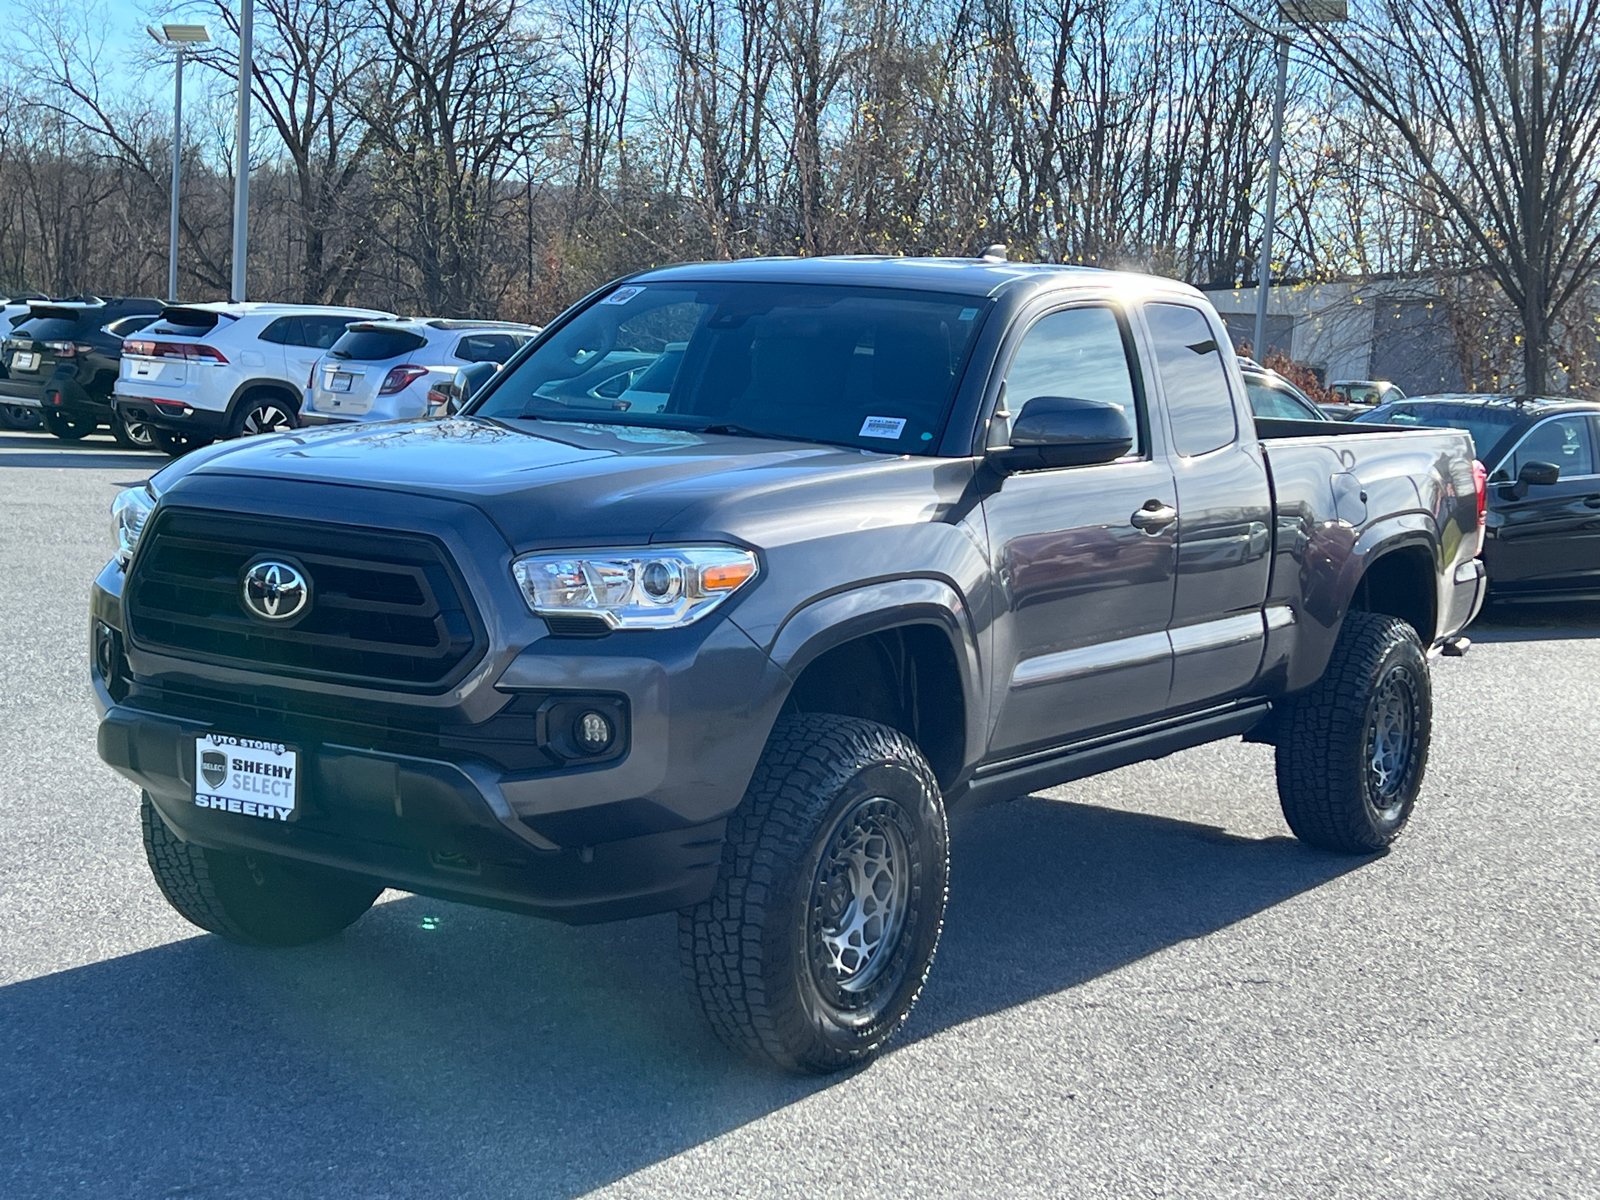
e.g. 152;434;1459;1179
455;333;518;363
1003;305;1142;457
1510;417;1595;479
1144;302;1238;456
304;316;350;349
258;316;302;345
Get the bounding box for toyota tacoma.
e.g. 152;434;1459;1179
93;256;1486;1073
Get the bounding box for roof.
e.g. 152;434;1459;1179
163;302;394;318
631;254;1198;300
1388;394;1600;414
353;317;537;332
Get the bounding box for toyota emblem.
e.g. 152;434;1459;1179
241;560;310;622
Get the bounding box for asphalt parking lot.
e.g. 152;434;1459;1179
1;426;1596;1199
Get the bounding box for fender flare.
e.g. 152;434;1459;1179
758;576;987;776
225;377;305;425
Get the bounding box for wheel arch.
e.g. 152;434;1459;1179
225;378;305;424
762;579;985;790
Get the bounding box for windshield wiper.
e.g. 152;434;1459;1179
693;422;804;443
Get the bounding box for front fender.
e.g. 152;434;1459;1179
742;576;988;778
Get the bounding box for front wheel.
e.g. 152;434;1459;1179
141;794;382;945
41;409;96;441
681;714;949;1073
1275;612;1432;853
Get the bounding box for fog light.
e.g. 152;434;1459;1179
574;710;613;753
94;622;117;679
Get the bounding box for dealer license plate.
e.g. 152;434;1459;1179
328;372;353;392
11;351;39;371
194;734;299;821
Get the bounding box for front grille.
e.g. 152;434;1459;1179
126;509;483;689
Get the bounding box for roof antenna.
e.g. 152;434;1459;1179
978;244;1008;263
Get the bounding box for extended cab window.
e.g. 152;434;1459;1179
1004;306;1142;455
1145;302;1237;456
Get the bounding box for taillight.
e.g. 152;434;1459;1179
379;365;429;395
43;339;76;356
123;340;228;363
1472;459;1488;553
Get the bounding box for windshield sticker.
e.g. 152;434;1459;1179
860;416;907;439
601;286;645;305
958;307;979;321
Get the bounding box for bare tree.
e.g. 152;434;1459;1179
1297;0;1600;394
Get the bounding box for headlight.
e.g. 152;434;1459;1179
111;486;154;566
512;545;759;629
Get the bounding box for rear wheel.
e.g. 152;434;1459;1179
228;394;297;438
111;410;156;449
141;794;381;946
681;714;949;1073
150;429;211;457
1275;612;1432;853
41;410;95;441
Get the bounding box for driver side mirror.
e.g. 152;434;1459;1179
1503;460;1561;500
988;396;1135;473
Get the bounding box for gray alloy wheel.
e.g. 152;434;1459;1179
112;411;156;449
681;713;949;1074
230;395;297;438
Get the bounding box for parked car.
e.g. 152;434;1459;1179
112;302;394;455
0;298;163;445
1240;362;1329;421
1355;394;1600;599
424;360;501;417
1321;378;1406;420
301;318;536;426
96;257;1484;1074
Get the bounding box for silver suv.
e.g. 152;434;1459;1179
302;318;538;425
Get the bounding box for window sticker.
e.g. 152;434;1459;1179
958;307;979;321
601;286;645;305
859;416;907;439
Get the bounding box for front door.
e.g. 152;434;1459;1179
984;302;1178;758
1487;414;1600;593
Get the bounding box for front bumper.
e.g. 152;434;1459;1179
102;701;728;923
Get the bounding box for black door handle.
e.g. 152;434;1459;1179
1584;495;1600;509
1131;501;1177;532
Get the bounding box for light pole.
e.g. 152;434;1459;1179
1252;1;1347;360
148;24;211;304
231;0;254;303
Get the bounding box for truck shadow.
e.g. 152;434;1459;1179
0;429;162;470
0;796;1362;1199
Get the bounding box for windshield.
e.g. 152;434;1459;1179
472;282;990;453
1355;402;1523;459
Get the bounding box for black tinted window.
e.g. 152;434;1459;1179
303;316;354;349
106;315;157;338
455;333;519;363
330;328;428;361
1145;302;1237;456
258;317;302;345
1005;306;1141;454
11;317;82;340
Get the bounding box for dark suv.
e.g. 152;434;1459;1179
1;298;163;446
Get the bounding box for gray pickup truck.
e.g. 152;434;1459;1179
93;257;1486;1073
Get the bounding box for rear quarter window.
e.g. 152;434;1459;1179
454;333;521;364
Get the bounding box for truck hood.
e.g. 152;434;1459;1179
152;416;971;549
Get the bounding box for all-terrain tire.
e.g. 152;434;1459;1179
680;714;949;1074
141;793;382;946
1275;611;1432;853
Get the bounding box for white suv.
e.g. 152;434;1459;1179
112;302;393;454
301;318;537;425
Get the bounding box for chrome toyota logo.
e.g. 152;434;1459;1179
241;560;309;622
